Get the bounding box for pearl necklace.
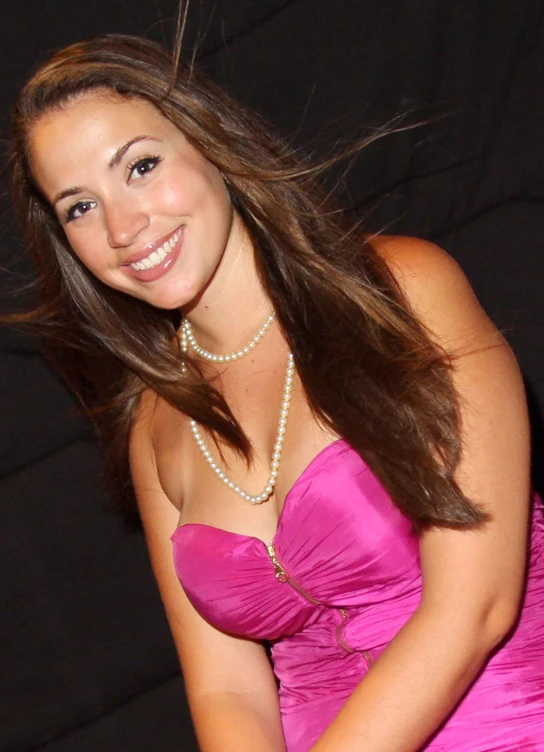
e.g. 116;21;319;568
179;314;294;505
188;353;294;504
180;312;276;362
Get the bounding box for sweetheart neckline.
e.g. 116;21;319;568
171;438;352;547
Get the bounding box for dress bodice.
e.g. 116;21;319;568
172;440;422;647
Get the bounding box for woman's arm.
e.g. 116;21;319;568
130;395;287;752
311;237;531;751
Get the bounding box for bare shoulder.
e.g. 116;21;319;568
129;387;160;480
371;234;468;303
129;388;180;525
370;234;498;351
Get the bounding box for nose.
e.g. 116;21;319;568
104;199;149;248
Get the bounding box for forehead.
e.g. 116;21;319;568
30;90;176;153
28;91;183;196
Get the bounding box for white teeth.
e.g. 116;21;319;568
129;228;182;271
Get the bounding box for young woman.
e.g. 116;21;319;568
11;34;544;751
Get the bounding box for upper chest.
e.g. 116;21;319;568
150;362;339;541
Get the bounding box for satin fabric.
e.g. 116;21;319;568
172;440;544;751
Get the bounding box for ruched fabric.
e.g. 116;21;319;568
172;440;544;751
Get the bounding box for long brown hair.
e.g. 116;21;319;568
11;34;486;530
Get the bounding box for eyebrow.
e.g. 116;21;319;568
107;135;161;169
52;185;87;207
52;135;162;206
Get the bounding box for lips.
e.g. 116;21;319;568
122;225;183;266
121;225;185;283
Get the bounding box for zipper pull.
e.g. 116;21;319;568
267;544;288;582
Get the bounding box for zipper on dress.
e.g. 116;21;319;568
336;608;374;665
266;544;323;605
335;608;355;653
266;545;374;666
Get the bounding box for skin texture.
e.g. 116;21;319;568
30;92;247;316
30;93;531;751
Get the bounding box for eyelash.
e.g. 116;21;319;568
127;154;162;180
63;200;95;223
62;154;163;223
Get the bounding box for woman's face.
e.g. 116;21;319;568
29;90;237;310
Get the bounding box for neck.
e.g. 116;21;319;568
181;213;273;352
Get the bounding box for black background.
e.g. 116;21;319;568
1;2;543;750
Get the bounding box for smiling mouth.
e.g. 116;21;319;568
129;228;183;271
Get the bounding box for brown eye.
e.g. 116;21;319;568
65;200;96;222
128;155;161;181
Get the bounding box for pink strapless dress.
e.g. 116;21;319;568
172;440;544;751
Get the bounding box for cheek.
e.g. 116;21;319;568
64;230;106;276
190;165;232;225
162;155;229;215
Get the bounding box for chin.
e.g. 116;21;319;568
123;267;212;312
145;286;203;313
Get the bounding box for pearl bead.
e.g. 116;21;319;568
185;352;295;506
180;313;276;364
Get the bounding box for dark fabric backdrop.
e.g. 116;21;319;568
1;1;542;750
